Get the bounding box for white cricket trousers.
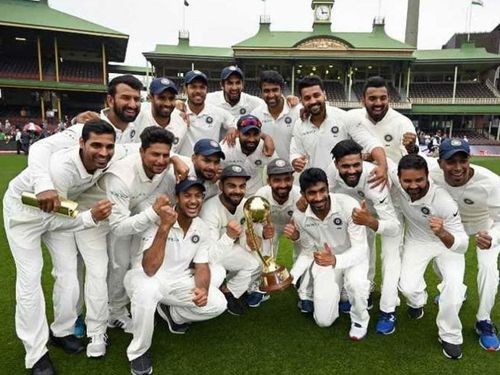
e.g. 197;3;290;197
367;229;403;313
476;243;500;321
124;268;227;361
290;253;314;301
399;240;466;345
216;244;261;298
74;224;110;336
3;195;86;368
311;260;370;329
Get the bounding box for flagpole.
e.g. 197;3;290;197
467;2;472;42
182;1;186;31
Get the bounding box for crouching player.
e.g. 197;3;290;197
125;178;227;375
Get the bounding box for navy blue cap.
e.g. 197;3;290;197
237;114;262;134
220;164;251;180
175;176;206;194
221;65;244;81
439;138;471;160
184;70;208;85
193;139;225;159
149;77;178;95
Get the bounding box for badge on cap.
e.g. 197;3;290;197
187;176;197;181
451;139;462;146
193;70;203;75
232;165;242;173
161;78;171;85
229;66;237;71
276;160;286;168
210;140;219;148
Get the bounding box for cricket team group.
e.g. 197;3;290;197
3;65;499;374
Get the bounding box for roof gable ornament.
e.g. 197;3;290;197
296;37;349;50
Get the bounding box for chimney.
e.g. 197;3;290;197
405;0;420;47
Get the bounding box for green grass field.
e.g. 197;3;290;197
0;155;499;374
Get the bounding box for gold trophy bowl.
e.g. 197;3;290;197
243;196;293;293
21;192;79;218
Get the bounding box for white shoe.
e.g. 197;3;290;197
349;322;367;341
86;333;108;358
107;315;133;333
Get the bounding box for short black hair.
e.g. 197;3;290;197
140;126;175;150
108;74;143;96
362;76;388;97
331;139;363;161
81;120;116;142
299;167;328;193
397;154;428;177
297;75;324;96
259;70;285;89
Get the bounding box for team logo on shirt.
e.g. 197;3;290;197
421;207;430;215
240;217;246;225
173;137;179;145
464;198;474;205
333;217;342;226
240;108;246;115
287;210;294;217
331;126;339;134
384;134;393;142
285;116;292;124
191;235;200;244
255;160;262;166
357;191;365;198
130;130;136;139
206;116;213;124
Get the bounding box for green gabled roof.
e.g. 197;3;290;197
0;0;127;39
145;40;233;60
233;24;414;50
413;43;500;64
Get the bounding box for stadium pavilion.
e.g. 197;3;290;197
144;0;500;145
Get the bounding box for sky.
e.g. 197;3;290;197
49;0;500;66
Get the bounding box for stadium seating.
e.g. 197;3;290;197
451;129;500;145
324;81;346;101
0;56;38;80
59;61;103;84
352;82;401;102
409;82;496;98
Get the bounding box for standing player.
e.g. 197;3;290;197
176;70;236;156
222;115;277;196
251;71;301;161
327;140;401;334
395;154;468;359
346;76;418;164
290;75;387;187
431;138;500;351
289;168;370;340
199;165;262;315
3;121;114;374
206;65;265;117
126;178;226;375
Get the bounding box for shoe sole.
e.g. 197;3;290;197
438;338;463;360
156;306;187;335
130;366;153;375
376;326;396;335
226;308;243;316
408;310;424;320
350;334;367;341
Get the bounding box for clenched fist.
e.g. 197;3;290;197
429;216;446;237
476;230;492;250
226;219;242;239
153;195;170;215
90;199;113;221
159;205;177;229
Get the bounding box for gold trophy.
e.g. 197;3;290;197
21;192;79;218
243;196;293;292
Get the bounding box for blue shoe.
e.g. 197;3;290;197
475;320;500;352
375;312;396;335
246;291;270;308
339;300;351;314
298;300;314;314
74;315;86;338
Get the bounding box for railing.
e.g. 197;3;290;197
329;101;412;110
409;97;500;105
485;79;500;98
